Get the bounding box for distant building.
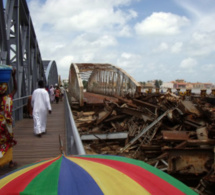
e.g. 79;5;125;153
173;82;186;89
186;83;193;89
172;79;187;89
144;82;154;89
175;79;185;83
142;79;213;90
203;83;213;89
161;82;174;89
193;82;213;89
140;81;155;89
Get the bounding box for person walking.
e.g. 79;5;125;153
49;85;55;103
0;68;17;168
31;80;52;137
55;86;61;104
59;85;65;101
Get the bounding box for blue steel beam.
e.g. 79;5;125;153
44;60;59;87
0;0;58;121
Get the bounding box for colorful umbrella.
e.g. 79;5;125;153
0;154;197;195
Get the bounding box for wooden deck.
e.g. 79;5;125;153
0;100;65;176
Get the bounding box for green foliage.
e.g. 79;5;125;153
82;80;88;89
155;80;159;88
155;80;163;88
139;81;146;86
158;80;163;86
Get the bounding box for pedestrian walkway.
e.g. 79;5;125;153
0;100;65;176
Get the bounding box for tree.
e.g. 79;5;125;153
155;80;163;88
155;80;160;88
82;80;88;89
158;80;163;86
139;81;146;86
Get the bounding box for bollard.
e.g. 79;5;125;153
155;88;160;94
176;88;180;95
186;89;191;96
200;89;206;98
211;89;215;96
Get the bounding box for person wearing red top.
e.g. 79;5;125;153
0;68;17;168
55;86;61;104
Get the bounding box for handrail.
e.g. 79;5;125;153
12;95;31;120
13;95;31;102
64;91;85;155
12;92;86;155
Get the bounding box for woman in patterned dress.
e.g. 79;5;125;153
0;68;17;168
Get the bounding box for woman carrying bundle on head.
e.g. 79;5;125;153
0;66;17;168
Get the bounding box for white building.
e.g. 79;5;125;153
161;82;174;89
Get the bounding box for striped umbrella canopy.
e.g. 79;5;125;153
0;154;197;195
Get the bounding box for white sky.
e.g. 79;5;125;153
27;0;215;83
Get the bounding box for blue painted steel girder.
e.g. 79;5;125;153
43;60;59;87
0;0;58;121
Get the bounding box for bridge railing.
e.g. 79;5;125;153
12;92;85;155
13;95;31;122
64;91;85;155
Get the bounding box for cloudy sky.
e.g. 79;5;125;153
27;0;215;83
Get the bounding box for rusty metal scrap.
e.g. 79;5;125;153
162;131;192;141
73;92;215;194
120;110;170;152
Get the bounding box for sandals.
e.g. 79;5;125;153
9;161;18;168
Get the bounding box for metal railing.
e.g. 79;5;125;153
13;95;31;122
64;91;85;155
11;92;85;155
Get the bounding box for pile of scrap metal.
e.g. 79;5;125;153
73;92;215;194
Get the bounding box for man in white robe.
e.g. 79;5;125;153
31;80;52;137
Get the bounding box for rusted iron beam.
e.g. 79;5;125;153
132;99;159;110
104;114;127;122
120;109;171;152
162;131;192;141
114;95;137;108
117;107;153;121
184;119;203;128
168;149;213;175
157;141;188;160
186;139;215;145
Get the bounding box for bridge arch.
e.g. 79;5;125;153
43;60;59;86
68;63;141;106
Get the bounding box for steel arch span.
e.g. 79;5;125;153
43;60;59;87
0;0;58;121
68;63;141;106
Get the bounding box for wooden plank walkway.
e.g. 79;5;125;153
0;100;65;176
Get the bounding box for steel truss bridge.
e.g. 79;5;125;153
0;0;141;115
68;63;141;106
0;0;58;121
0;0;141;155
